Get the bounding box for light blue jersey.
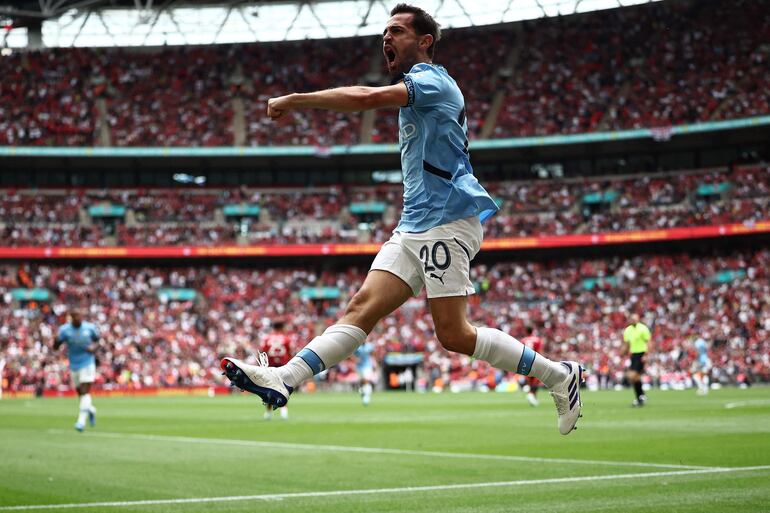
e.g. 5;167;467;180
57;322;99;370
694;337;710;367
355;342;375;373
396;63;498;233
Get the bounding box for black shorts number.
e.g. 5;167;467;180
420;241;451;272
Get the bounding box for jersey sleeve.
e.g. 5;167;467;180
403;68;447;110
56;326;68;343
622;326;630;343
642;324;651;342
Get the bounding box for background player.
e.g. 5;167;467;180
521;326;544;407
259;320;293;420
53;309;100;431
354;341;376;406
622;312;651;407
692;335;712;395
222;3;584;435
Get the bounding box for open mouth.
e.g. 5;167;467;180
384;46;397;67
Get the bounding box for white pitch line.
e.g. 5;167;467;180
2;465;769;511
725;399;770;409
47;429;717;470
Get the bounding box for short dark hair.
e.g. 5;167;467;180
390;3;441;58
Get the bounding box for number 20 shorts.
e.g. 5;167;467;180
370;216;482;299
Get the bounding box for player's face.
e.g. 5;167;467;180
71;312;82;327
383;13;429;77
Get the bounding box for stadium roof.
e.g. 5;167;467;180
1;0;663;48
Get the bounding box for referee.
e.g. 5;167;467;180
623;313;651;407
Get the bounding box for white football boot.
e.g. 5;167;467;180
549;361;584;435
221;353;292;408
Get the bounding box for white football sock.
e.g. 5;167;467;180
278;324;367;388
77;395;89;425
473;327;568;388
361;383;373;405
80;393;95;413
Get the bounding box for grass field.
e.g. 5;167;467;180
1;387;769;512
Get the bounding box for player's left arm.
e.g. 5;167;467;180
643;324;652;353
267;83;408;118
86;326;102;354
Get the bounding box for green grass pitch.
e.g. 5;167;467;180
1;387;769;512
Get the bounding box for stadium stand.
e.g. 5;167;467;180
1;164;767;246
1;0;768;147
2;246;768;393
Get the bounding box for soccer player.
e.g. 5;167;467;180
622;313;651;407
354;342;376;406
53;309;100;431
259;321;293;420
222;3;584;435
692;336;711;396
520;326;544;407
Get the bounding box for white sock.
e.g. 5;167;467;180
77;395;89;425
473;327;568;388
80;394;95;413
693;374;702;389
278;324;367;388
361;383;373;404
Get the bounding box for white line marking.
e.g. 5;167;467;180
725;399;770;409
46;429;716;470
2;465;769;511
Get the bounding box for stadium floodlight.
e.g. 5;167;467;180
173;173;206;185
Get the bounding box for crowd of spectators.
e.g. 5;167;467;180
1;0;767;147
103;46;234;146
239;37;371;147
1;164;767;246
0;49;96;146
1;246;767;394
494;0;770;137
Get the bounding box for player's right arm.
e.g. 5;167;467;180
267;83;408;118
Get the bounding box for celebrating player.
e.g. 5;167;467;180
623;312;651;407
259;321;293;420
222;3;584;435
53;309;100;432
521;326;544;407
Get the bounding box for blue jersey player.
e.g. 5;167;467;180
222;3;584;435
692;336;712;396
54;309;100;432
354;342;376;406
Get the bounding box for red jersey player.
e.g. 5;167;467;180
521;326;544;407
260;321;293;420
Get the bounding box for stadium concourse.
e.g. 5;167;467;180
1;0;769;147
1;245;768;395
1;164;769;247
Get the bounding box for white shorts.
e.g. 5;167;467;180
370;216;482;298
71;364;96;388
358;367;377;384
692;359;712;374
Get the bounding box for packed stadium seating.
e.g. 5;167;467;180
2;246;768;393
1;164;767;247
1;0;767;148
495;0;770;137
